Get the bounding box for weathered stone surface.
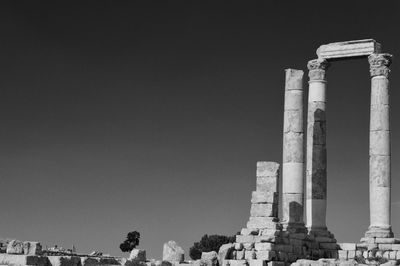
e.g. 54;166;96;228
338;243;356;251
256;177;278;193
250;203;277;217
22;242;42;255
371;104;389;131
248;259;266;266
236;235;255;243
254;243;274;251
129;249;146;262
370;130;390;156
246;217;280;229
236;251;245;260
283;132;303;163
316;39;381;60
0;254;49;266
242;243;254;250
240;228;259;236
6;240;24;254
251;192;278;204
47;256;81;266
255;250;275;260
218;243;234;266
201;251;218;266
371;78;389;105
244;251;256;259
369;54;392;78
284;91;303;111
234;243;243;250
282;163;303;193
374;238;400;244
163;241;185;262
256;162;279;177
284;111;303;133
370;155;390;187
282;193;303;224
285;69;304;91
225;260;247;266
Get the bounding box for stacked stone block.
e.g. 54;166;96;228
224;162;338;266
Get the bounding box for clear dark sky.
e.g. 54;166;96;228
1;0;400;260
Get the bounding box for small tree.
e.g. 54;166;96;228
189;234;236;260
120;231;140;252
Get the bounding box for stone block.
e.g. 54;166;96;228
247;217;280;230
281;193;303;223
250;203;278;217
245;251;256;260
236;251;245;260
316;39;381;60
275;245;293;253
347;251;355;259
248;259;266;266
251;192;278;204
379;244;393;251
255;250;275;260
259;229;281;237
289;239;303;246
267;262;285;266
284;111;303;133
226;260;247;266
243;243;254;250
47;256;81;266
218;243;234;265
338;243;356;250
256;177;278;193
241;228;260;236
236;235;255;243
254;235;278;243
389;251;397;260
129;249;146;262
201;251;218;266
288;233;306;240
283;132;303;163
391;244;400;250
276;251;288;261
6;240;24;254
254;243;274;251
375;238;400;244
257;162;279;177
23;242;42;255
319;243;338;250
0;254;49;266
338;250;348;260
234;243;243;251
163;241;185;262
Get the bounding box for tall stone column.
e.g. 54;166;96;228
365;53;393;238
306;59;330;232
282;69;306;232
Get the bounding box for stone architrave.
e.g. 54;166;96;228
365;53;394;239
282;69;305;230
305;58;330;232
316;39;381;60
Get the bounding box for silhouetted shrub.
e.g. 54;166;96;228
189;234;236;260
120;231;140;252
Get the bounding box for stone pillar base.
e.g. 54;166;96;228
282;222;307;234
364;226;394;238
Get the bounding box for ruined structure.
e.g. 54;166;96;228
222;39;398;266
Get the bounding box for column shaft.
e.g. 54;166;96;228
366;53;393;238
306;59;329;231
282;69;305;229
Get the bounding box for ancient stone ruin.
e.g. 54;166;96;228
220;39;398;266
0;39;397;266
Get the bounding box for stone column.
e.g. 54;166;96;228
282;69;306;232
306;59;330;232
365;53;393;238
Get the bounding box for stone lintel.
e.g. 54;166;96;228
316;39;381;60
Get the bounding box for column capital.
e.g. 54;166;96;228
307;59;330;81
368;53;393;78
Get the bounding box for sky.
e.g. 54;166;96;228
0;0;400;260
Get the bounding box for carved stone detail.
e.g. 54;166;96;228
369;53;393;77
307;59;330;81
